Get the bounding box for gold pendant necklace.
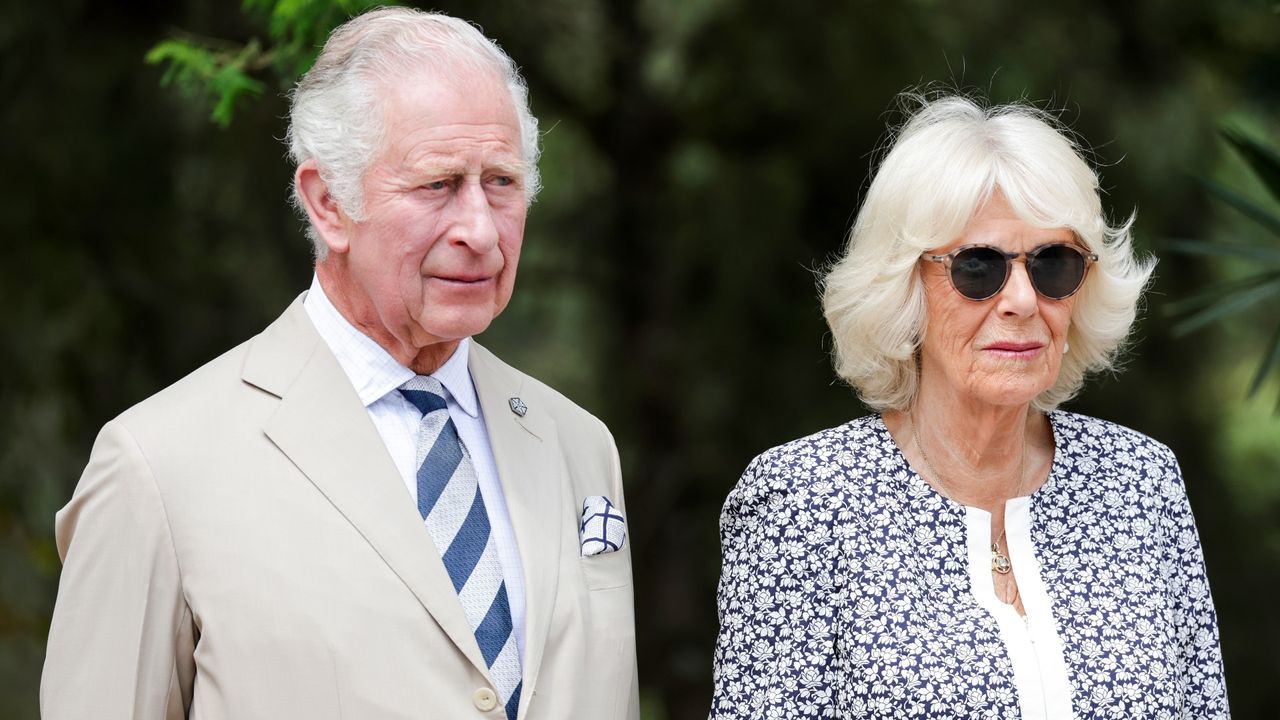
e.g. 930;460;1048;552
991;531;1012;575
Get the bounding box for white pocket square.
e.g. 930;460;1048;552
579;495;626;556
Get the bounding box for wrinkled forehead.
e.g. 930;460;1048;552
370;64;520;150
374;56;513;110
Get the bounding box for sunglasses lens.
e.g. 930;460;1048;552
1029;245;1087;299
950;247;1008;300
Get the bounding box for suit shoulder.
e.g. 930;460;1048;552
112;297;315;435
112;334;264;437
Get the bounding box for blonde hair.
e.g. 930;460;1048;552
821;94;1155;412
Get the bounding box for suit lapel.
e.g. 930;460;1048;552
469;344;564;711
245;298;490;676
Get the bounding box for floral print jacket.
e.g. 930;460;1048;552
710;412;1228;719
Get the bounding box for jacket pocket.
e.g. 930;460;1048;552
579;548;632;591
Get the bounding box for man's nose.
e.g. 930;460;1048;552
996;259;1038;316
449;180;500;253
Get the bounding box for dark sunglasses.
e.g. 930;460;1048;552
922;243;1099;301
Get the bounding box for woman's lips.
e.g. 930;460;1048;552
983;341;1045;359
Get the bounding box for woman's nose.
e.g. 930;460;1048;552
996;260;1039;316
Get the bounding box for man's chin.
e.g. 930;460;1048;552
411;314;495;345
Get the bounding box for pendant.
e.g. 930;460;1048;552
991;543;1012;574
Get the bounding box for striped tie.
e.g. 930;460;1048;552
400;377;522;719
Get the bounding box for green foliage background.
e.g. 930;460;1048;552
3;1;1279;718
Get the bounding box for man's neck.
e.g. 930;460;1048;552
314;264;460;375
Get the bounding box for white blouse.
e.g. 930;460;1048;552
964;501;1073;718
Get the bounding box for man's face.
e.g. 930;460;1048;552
326;67;527;366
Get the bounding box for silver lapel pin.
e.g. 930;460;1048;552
508;397;528;417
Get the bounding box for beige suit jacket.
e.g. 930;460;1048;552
41;297;639;720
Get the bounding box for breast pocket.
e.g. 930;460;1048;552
579;548;633;591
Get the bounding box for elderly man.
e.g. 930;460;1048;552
41;8;638;720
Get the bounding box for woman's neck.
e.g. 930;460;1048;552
886;382;1052;511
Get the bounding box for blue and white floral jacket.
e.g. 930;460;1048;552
711;412;1228;719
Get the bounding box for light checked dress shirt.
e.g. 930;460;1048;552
304;276;526;659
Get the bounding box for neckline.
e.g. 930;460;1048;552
871;410;1067;511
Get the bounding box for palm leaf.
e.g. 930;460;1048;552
1166;238;1280;264
1163;270;1280;315
1223;127;1280;207
1170;277;1280;337
1199;177;1280;237
1249;320;1280;399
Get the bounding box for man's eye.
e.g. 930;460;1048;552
423;180;449;191
491;176;514;187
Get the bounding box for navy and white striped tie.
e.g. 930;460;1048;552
400;377;522;719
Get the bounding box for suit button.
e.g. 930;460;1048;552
472;687;498;712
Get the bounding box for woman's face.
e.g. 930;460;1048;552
918;192;1080;410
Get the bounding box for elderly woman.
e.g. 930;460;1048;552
710;96;1229;719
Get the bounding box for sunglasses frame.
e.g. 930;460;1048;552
922;242;1099;301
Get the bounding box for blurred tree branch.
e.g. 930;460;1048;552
144;0;390;126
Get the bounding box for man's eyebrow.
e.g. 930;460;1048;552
408;160;464;176
406;160;525;178
486;160;526;177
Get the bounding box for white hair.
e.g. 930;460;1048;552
286;7;541;259
821;94;1156;412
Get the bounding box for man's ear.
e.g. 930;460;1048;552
295;160;353;255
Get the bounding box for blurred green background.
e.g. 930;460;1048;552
3;1;1279;718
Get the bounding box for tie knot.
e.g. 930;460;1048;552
399;376;449;416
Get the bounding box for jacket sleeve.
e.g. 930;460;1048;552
710;451;846;720
41;419;196;719
1158;450;1230;718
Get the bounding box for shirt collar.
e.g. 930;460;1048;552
431;334;479;418
302;275;479;417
